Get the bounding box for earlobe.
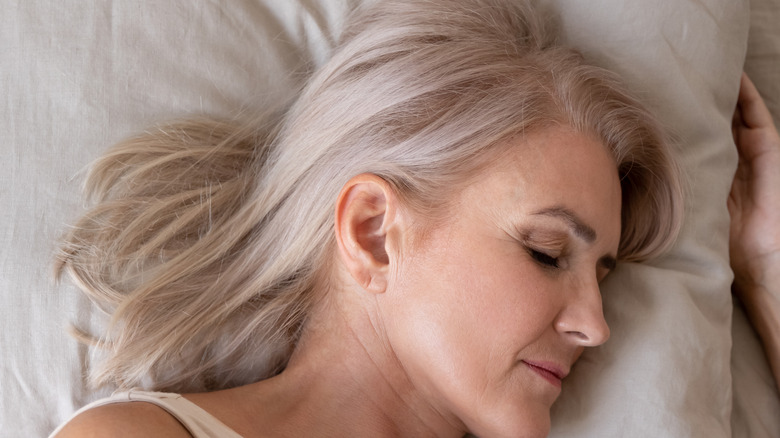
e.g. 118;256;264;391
334;174;398;294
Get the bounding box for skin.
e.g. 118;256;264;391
239;125;621;438
370;127;620;437
54;74;780;437
729;73;780;393
56;125;621;437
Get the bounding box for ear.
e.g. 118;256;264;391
334;174;400;294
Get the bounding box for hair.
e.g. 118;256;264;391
57;0;683;392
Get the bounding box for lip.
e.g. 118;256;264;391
522;360;568;388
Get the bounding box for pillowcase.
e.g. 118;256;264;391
1;1;359;435
2;0;773;436
543;1;747;436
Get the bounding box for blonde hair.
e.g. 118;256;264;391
57;0;683;392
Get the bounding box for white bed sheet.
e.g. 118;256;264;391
1;0;778;436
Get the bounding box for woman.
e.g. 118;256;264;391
51;0;780;436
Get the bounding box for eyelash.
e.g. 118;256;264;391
529;249;560;269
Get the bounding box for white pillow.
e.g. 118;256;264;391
0;1;358;434
541;1;748;437
1;0;777;436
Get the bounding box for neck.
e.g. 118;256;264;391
241;290;464;438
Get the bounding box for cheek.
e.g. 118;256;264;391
391;228;563;357
398;235;544;341
485;276;561;356
383;232;563;400
381;221;574;437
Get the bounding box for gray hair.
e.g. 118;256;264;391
57;0;683;392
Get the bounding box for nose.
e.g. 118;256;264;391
554;275;610;347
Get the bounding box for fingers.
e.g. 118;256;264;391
733;73;780;163
737;73;776;131
732;99;743;145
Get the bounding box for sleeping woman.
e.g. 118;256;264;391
51;0;780;437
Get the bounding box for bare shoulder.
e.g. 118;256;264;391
53;401;192;438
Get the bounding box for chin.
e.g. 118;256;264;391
467;403;552;438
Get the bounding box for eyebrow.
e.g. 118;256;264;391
532;206;617;271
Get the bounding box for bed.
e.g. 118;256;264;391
2;0;779;436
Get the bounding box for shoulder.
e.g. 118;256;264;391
53;401;193;438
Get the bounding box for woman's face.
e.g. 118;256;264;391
379;126;622;438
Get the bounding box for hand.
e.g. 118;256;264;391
729;73;780;292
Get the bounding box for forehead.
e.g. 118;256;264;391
462;126;622;245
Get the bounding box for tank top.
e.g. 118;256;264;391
48;389;243;438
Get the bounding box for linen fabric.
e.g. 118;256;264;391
1;0;778;436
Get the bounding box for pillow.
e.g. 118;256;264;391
1;0;776;436
744;0;780;128
0;1;358;434
542;1;748;436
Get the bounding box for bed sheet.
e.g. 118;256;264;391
1;0;778;436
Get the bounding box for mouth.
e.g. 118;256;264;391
522;360;567;388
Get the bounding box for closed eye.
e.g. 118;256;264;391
529;249;559;268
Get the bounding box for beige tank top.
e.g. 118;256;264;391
49;389;243;438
